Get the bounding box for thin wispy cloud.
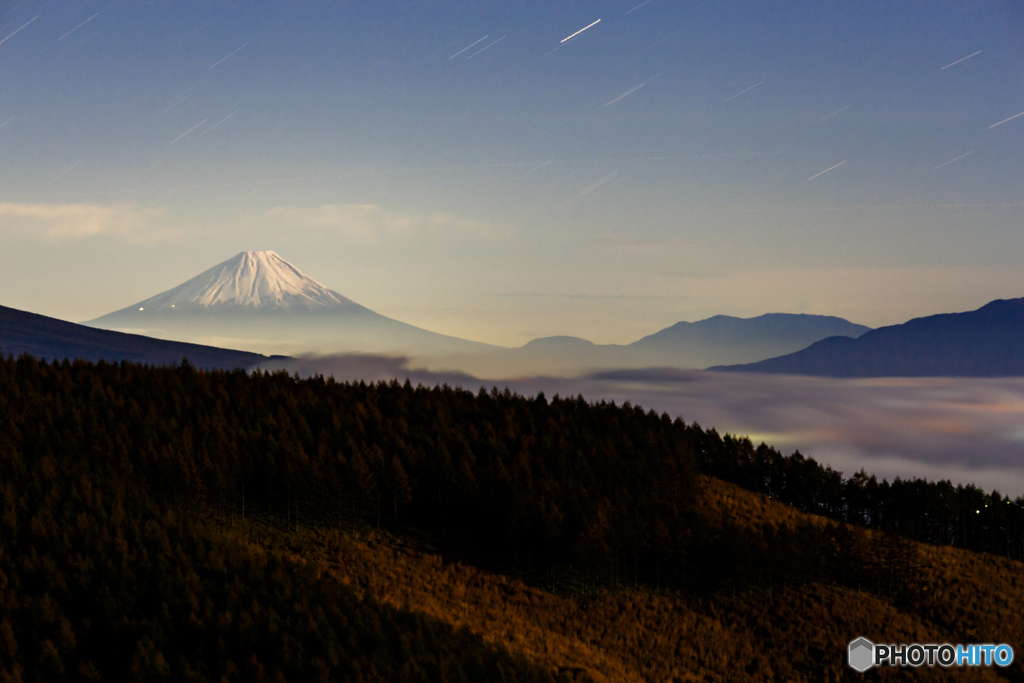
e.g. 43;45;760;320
0;202;170;242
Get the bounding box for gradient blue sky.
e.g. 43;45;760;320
2;0;1023;345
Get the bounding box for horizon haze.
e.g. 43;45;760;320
83;249;871;372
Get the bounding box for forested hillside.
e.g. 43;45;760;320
1;355;1022;681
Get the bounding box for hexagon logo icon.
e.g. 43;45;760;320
848;637;875;672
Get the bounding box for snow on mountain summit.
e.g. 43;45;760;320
115;251;366;314
84;250;497;357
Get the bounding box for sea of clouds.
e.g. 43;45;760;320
263;355;1024;497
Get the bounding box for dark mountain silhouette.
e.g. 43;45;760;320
711;298;1024;377
629;313;870;367
0;304;274;370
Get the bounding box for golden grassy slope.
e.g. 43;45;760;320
242;477;1018;682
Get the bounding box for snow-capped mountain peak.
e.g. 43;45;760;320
84;250;496;357
115;251;364;313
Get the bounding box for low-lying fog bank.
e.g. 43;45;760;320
262;355;1024;497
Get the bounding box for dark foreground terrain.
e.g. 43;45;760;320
1;355;1021;681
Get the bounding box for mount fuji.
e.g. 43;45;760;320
112;250;366;314
85;251;496;356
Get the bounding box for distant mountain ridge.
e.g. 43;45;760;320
711;297;1024;377
445;313;871;377
80;250;871;373
0;304;273;370
630;313;870;367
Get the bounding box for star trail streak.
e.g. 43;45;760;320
58;13;98;42
941;51;980;69
169;119;209;144
0;16;37;47
807;160;846;180
450;36;488;59
561;19;600;43
725;81;763;102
